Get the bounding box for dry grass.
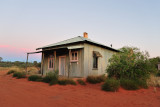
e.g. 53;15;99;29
27;67;40;75
0;67;11;71
0;66;40;75
147;74;160;87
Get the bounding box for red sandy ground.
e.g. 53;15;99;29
0;70;160;107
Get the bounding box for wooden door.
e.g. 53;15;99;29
59;56;66;76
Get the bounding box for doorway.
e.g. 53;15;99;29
59;56;66;76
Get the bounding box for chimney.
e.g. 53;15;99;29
110;44;112;47
83;32;88;38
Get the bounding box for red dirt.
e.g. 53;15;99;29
0;70;160;107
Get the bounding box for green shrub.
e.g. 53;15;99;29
49;79;58;85
42;71;58;85
58;79;67;85
58;79;76;85
86;76;97;84
106;47;157;90
136;79;148;89
87;75;106;84
7;70;16;75
107;47;152;80
102;78;120;92
77;79;86;85
67;79;76;85
120;79;139;90
42;76;51;83
13;72;26;79
13;72;18;77
97;75;106;82
28;75;42;82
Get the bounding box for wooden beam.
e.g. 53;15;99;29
68;49;71;78
38;46;67;51
41;52;44;75
27;51;42;54
54;51;56;71
25;53;29;74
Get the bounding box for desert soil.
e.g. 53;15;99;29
0;70;160;107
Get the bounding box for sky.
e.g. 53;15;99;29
0;0;160;62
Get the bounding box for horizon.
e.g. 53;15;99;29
0;0;160;62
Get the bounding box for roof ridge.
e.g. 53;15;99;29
37;36;84;50
49;36;79;45
78;36;86;41
36;35;119;52
57;36;80;43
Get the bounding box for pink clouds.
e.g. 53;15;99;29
0;45;41;61
0;45;31;53
0;45;10;48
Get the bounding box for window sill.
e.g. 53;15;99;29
48;68;54;70
70;60;78;63
92;68;98;70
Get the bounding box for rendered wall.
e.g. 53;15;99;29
83;43;117;77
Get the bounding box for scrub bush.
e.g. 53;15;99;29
58;79;76;85
28;75;42;82
49;79;58;85
136;79;148;89
42;71;59;85
102;78;120;92
120;79;139;90
7;70;16;75
87;75;106;84
107;47;152;80
106;47;158;90
77;79;86;85
13;72;26;79
58;79;67;85
147;75;160;87
42;76;52;83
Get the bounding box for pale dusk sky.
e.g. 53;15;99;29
0;0;160;62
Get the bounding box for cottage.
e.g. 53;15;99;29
28;33;119;77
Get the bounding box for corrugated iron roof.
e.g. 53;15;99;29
36;36;119;52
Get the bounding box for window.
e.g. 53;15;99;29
93;51;102;69
71;51;78;62
48;55;54;69
93;55;98;69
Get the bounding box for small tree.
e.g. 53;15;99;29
33;61;38;67
0;57;3;62
37;62;41;68
149;57;160;71
107;47;153;80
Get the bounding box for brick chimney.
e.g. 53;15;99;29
83;32;88;38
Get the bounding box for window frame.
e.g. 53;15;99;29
70;51;78;62
93;55;98;69
48;55;54;69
